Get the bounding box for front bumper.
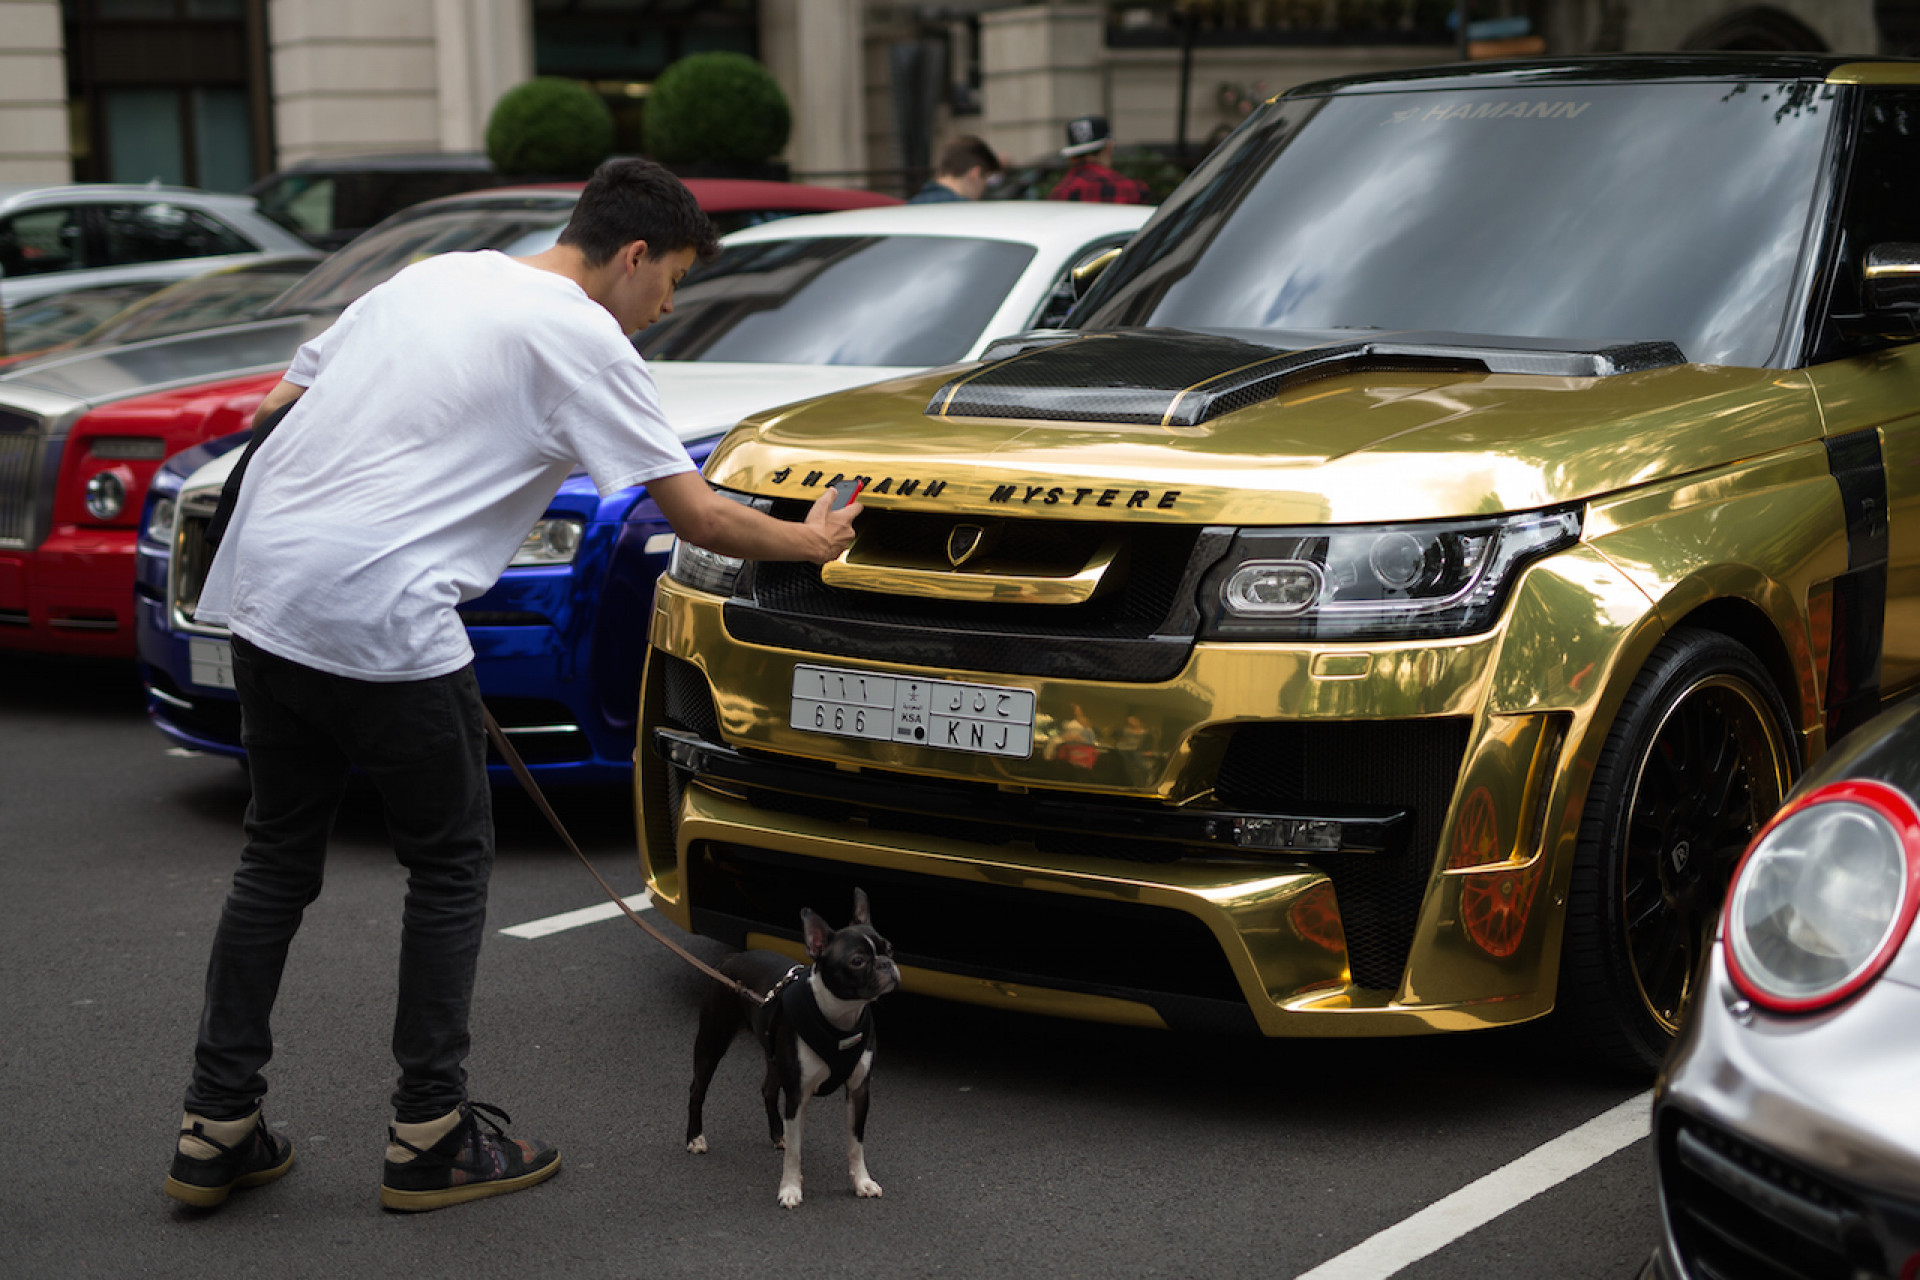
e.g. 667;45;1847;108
1648;949;1920;1279
0;529;139;657
634;547;1652;1035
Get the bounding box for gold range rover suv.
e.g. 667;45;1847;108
636;55;1920;1072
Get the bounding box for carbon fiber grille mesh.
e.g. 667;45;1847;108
655;655;721;853
0;409;40;546
1215;718;1472;990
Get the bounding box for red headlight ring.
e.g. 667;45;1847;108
1721;777;1920;1014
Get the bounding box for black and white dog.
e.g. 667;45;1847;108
686;889;899;1207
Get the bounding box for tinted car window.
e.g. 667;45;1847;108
0;207;89;276
2;282;167;352
98;202;253;264
1815;89;1920;359
635;236;1036;366
1077;81;1833;367
265;204;573;314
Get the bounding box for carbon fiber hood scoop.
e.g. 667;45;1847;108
925;329;1685;428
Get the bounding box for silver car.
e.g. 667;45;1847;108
0;184;315;327
1644;697;1920;1280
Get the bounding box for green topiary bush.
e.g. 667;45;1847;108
485;77;616;179
643;52;791;167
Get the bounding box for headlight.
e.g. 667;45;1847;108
145;496;176;545
1724;778;1920;1012
1199;506;1582;640
85;471;127;520
665;487;773;595
509;517;585;566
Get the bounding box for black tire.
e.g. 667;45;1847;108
1557;629;1798;1075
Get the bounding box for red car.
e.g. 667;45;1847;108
0;178;899;657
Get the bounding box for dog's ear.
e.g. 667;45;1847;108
851;887;871;927
801;907;833;958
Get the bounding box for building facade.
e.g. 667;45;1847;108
2;0;1916;192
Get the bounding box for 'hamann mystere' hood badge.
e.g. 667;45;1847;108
947;524;986;567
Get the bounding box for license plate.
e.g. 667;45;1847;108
188;638;235;690
790;664;1035;758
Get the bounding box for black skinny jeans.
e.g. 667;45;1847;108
184;635;494;1123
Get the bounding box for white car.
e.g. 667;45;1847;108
0;184;317;324
140;198;1153;784
638;201;1152;435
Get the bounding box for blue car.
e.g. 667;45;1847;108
138;434;712;785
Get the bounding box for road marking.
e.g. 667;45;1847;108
1292;1090;1654;1280
500;893;652;940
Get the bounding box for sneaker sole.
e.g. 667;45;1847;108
379;1153;561;1212
163;1146;296;1208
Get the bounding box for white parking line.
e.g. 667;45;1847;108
1292;1089;1654;1280
500;893;652;940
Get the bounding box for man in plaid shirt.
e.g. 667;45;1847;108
1047;116;1151;205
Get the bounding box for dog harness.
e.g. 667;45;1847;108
763;966;873;1096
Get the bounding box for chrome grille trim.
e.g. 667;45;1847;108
0;408;44;548
168;488;233;638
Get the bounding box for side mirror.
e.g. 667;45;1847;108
1863;243;1920;311
1070;247;1122;300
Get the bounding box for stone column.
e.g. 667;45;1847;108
434;0;533;153
979;4;1104;167
0;0;68;183
269;0;440;163
783;0;866;181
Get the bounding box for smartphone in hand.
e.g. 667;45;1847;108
827;478;866;511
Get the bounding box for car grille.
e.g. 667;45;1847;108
0;409;43;548
1661;1110;1890;1280
725;503;1229;682
171;494;222;626
649;654;1470;997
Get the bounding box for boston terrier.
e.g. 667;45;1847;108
686;888;900;1208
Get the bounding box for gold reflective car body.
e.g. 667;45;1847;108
635;56;1920;1072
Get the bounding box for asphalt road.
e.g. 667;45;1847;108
1;655;1659;1279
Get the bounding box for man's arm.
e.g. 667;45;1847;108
252;379;306;429
647;470;859;565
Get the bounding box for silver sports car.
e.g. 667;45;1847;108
1644;698;1920;1280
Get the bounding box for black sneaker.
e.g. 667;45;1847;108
164;1111;295;1208
379;1101;560;1212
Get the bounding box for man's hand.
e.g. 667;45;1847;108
805;488;862;563
649;470;861;565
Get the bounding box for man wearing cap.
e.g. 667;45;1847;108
1047;115;1150;205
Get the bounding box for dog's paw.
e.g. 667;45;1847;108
854;1176;883;1198
778;1182;803;1209
771;1137;786;1151
687;1135;708;1155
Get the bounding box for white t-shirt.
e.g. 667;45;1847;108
196;250;696;682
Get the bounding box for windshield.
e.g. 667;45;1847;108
263;201;573;316
1075;80;1833;366
635;235;1036;366
83;261;317;346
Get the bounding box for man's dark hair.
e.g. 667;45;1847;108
934;135;1001;180
558;157;721;266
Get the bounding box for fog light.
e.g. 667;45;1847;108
1224;560;1322;615
1233;817;1343;852
85;471;126;520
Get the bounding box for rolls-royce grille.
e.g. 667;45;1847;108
172;494;221;625
1213;717;1472;991
1661;1111;1889;1280
0;409;42;547
726;505;1227;682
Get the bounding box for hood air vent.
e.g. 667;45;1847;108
928;329;1685;427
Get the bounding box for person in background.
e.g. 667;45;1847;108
909;135;1004;203
1047;116;1150;205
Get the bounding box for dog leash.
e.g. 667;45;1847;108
482;707;769;1005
